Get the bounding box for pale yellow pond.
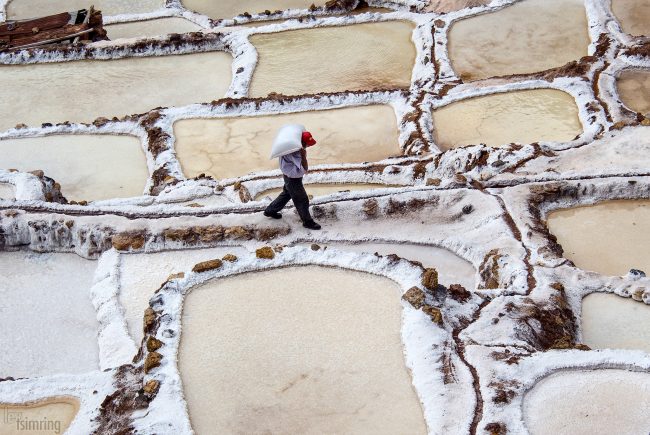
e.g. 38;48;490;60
183;0;321;19
617;69;650;115
178;267;427;435
433;89;582;149
0;52;232;132
174;105;400;179
582;293;650;353
547;200;650;276
448;0;590;81
106;18;201;40
249;21;416;97
0;398;79;435
256;183;397;200
612;0;650;36
6;0;163;18
425;0;489;13
0;135;148;201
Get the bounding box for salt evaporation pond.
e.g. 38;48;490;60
182;0;321;19
524;369;650;435
118;247;247;344
582;293;650;353
612;0;650;36
0;252;99;378
174;105;400;179
617;70;650;115
7;0;163;18
425;0;489;13
0;183;15;200
105;18;201;40
0;52;232;132
324;242;476;291
249;21;416;97
0;398;79;435
179;267;427;434
448;0;590;81
0;135;148;202
432;89;582;149
547;200;650;276
255;183;398;201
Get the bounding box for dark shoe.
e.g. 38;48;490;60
264;210;282;219
303;220;321;230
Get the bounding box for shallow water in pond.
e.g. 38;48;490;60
0;52;232;132
105;18;201;40
432;89;582;149
523;369;650;435
0;252;99;378
617;70;650;115
0;397;79;435
612;0;650;36
179;267;427;434
118;247;247;344
582;293;650;353
6;0;163;18
0;183;15;200
183;0;321;19
174;105;400;179
448;0;590;81
0;135;148;202
547;200;650;276
249;21;416;97
425;0;489;13
324;242;476;290
256;183;398;201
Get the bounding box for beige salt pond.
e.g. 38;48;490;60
0;252;99;378
105;18;201;40
523;369;650;435
617;70;650;115
612;0;650;36
547;200;650;276
255;183;398;201
432;89;582;149
448;0;590;81
0;397;79;435
0;183;15;200
174;105;400;179
0;135;148;202
0;52;232;132
6;0;163;18
248;21;416;97
179;267;427;434
582;293;650;353
183;0;321;19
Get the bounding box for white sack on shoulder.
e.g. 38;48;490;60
270;124;305;159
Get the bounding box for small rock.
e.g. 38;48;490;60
448;284;471;303
632;287;646;302
144;352;163;373
143;308;157;332
192;259;223;273
402;287;426;309
628;268;646;279
143;380;160;396
422;305;443;325
426;178;441;186
167;272;185;281
112;232;146;251
222;254;238;262
422;268;439;290
256;246;275;259
462;204;474;214
146;336;163;352
29;170;44;178
310;243;321;251
14;123;27;129
641;118;650;126
454;174;467;184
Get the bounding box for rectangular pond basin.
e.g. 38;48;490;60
547;200;650;276
105;18;201;40
0;398;79;435
173;105;400;179
612;0;650;36
248;21;416;97
617;70;650;115
0;183;15;200
178;266;427;434
7;0;163;19
448;0;590;81
182;0;321;19
432;89;582;149
0;252;99;379
0;52;232;132
0;135;148;202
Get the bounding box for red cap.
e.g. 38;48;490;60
301;131;317;147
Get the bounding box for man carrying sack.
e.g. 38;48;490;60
264;125;321;230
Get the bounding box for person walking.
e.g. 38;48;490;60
264;131;321;230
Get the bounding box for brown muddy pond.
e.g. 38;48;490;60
448;0;590;81
617;69;650;115
432;89;582;149
0;397;80;435
0;52;232;132
174;105;400;179
178;267;427;434
547;200;650;276
6;0;163;18
105;17;201;40
0;135;148;201
248;21;416;97
612;0;650;36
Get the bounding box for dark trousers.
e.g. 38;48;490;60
265;176;313;222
